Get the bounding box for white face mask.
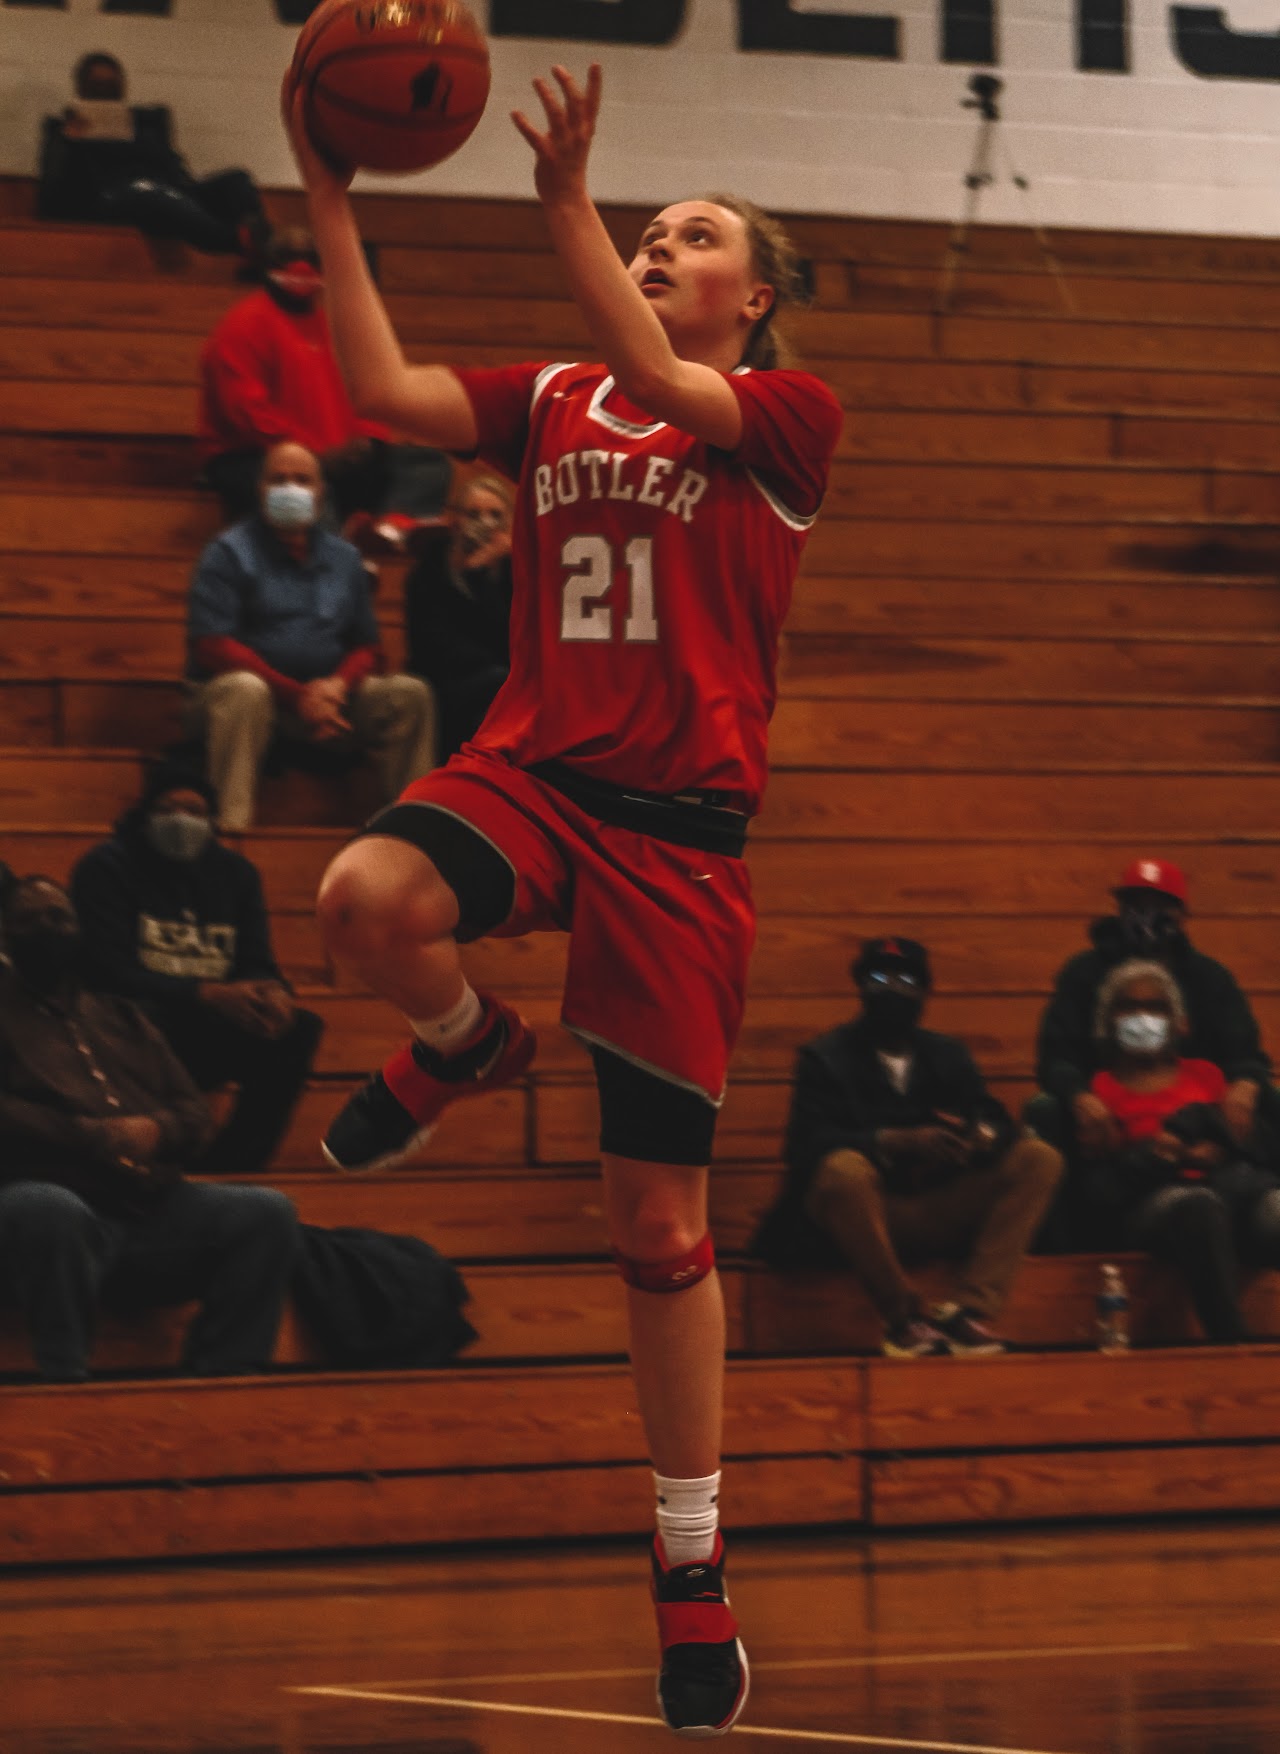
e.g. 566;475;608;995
145;811;213;863
264;482;317;530
1114;1010;1173;1055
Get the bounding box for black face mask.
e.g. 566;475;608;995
8;924;82;993
1119;906;1186;955
861;991;924;1042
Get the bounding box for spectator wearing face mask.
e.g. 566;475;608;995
70;761;323;1178
1029;861;1272;1235
184;440;437;831
752;938;1063;1357
1082;960;1280;1342
0;876;298;1382
37;52;268;267
404;474;514;759
198;226;448;531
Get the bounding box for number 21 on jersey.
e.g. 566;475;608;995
560;535;658;644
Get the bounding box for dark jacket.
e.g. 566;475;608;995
753;1017;1015;1268
1036;915;1271;1102
405;535;512;690
71;819;284;1017
0;973;210;1218
37;108;189;223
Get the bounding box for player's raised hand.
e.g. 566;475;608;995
281;75;354;201
512;63;602;205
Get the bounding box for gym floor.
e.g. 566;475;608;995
5;1517;1279;1752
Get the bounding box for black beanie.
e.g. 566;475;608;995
138;757;218;815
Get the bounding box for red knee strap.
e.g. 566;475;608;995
614;1233;715;1294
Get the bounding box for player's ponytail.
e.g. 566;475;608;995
705;193;810;371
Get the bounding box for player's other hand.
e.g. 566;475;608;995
512;63;602;206
281;76;355;199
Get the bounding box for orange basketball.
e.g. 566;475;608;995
290;0;490;175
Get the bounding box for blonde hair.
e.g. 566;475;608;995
702;193;810;370
452;472;512;514
1092;959;1188;1043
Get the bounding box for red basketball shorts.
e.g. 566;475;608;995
392;748;756;1104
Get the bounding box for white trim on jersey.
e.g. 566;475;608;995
746;468;819;532
586;375;666;439
530;362;576;411
565;1022;727;1109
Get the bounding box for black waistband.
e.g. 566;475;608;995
527;761;749;858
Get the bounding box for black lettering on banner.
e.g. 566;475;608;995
2;0;67;8
101;0;172;12
1171;6;1280;77
490;0;686;45
739;0;899;59
941;0;997;64
1077;0;1129;70
739;0;899;57
274;0;324;22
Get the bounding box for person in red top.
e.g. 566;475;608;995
1086;960;1280;1343
199;227;450;541
286;63;842;1736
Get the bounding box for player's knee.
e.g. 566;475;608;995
606;1160;708;1261
614;1231;716;1295
316;838;457;966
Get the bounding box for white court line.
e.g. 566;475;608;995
287;1640;1193;1693
294;1683;1076;1753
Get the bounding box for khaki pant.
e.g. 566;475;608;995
803;1135;1063;1325
187;670;437;832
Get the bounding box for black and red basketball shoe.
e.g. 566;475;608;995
652;1533;750;1738
321;994;535;1173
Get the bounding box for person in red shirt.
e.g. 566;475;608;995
286;64;842;1736
199;228;449;538
1087;960;1280;1342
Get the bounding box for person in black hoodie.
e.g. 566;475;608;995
1028;858;1273;1242
403;473;514;759
753;937;1063;1358
71;760;323;1177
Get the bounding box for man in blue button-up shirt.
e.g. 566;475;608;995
185;441;436;829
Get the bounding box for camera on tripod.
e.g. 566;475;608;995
962;72;1003;121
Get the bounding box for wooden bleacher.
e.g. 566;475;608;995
3;172;1280;1563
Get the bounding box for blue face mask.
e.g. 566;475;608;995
264;482;317;530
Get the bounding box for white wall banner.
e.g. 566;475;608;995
3;0;1280;235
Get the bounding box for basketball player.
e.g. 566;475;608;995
285;63;842;1738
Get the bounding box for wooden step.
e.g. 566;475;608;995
790;573;1280;639
16;825;1280;921
9;751;1280;843
0;1356;857;1566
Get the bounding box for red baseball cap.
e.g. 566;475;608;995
1114;858;1188;906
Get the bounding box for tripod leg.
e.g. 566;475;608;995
935;118;996;317
997;134;1076;314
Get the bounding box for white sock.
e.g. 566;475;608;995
654;1471;721;1567
411;984;483;1054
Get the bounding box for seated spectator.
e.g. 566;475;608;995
1081;960;1280;1342
1029;859;1273;1241
0;876;297;1382
198;226;449;529
37;52;267;267
70;760;324;1178
753;937;1063;1358
405;473;513;759
185;440;437;831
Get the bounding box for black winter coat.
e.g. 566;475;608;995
1036;915;1270;1102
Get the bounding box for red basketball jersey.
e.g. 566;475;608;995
451;361;843;814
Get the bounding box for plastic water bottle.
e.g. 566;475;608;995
1097;1262;1130;1354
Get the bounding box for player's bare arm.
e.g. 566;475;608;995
282;81;479;451
513;65;756;451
